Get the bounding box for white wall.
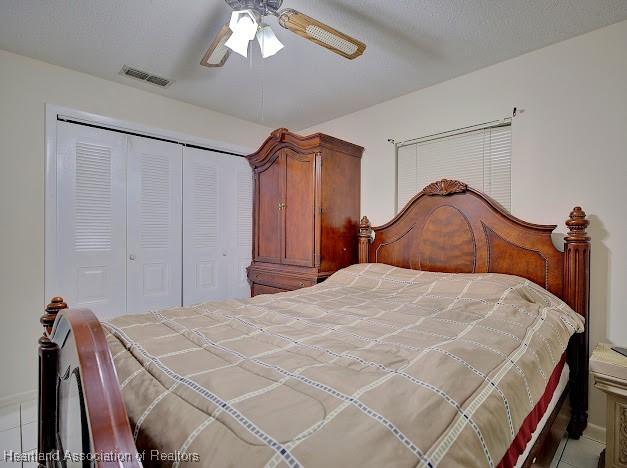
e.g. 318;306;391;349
0;49;271;403
304;19;627;428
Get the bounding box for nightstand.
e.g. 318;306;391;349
590;343;627;468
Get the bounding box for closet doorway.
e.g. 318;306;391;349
49;119;252;318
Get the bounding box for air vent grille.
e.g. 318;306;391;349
146;75;171;87
124;68;150;80
120;66;173;88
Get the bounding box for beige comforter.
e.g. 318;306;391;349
105;263;584;468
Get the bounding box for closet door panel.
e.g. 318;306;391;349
127;136;182;313
282;150;316;267
225;156;253;298
182;148;228;305
57;122;127;318
255;154;283;263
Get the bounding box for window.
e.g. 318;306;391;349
396;122;512;211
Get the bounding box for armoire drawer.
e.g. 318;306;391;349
252;284;288;297
248;270;316;291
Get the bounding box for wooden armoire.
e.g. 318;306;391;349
246;128;363;296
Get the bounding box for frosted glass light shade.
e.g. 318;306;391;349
225;10;259;58
225;33;251;57
256;25;284;58
229;10;258;40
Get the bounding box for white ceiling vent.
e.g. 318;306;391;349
120;65;173;88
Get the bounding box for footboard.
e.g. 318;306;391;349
38;297;140;467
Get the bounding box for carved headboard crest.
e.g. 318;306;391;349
357;180;588;301
422;179;468;196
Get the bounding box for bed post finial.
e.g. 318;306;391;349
563;207;590;439
358;216;371;263
39;297;66;467
41;296;67;335
565;207;590;242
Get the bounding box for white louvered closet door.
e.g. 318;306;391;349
182;148;252;305
57;122;127;318
223;154;253;299
126;136;182;314
54;122;251;316
182;148;227;304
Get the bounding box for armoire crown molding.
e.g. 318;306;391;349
247;128;364;168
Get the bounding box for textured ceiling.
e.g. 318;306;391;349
1;1;627;129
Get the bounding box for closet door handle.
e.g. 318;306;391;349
129;254;136;261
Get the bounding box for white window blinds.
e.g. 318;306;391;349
396;124;511;211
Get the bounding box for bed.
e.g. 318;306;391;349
37;179;591;467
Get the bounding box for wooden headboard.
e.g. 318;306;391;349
357;179;591;437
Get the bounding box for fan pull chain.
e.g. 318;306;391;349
259;51;265;123
256;31;265;123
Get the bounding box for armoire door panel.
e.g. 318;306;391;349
255;153;283;263
127;136;182;314
282;150;316;267
56;122;127;318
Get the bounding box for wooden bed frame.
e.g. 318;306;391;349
37;179;590;467
357;179;590;466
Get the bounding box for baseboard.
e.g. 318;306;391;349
0;389;36;408
583;422;606;443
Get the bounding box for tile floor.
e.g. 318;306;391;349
1;399;36;467
0;399;606;467
552;432;606;468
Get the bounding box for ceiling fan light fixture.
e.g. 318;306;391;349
256;25;284;58
226;10;258;57
225;32;251;57
230;10;258;38
201;2;366;67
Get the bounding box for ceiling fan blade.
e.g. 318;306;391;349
277;9;366;60
200;23;232;68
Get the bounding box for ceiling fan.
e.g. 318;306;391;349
201;0;366;67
